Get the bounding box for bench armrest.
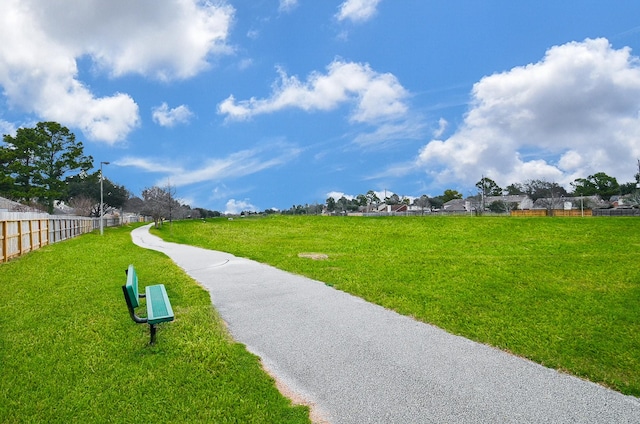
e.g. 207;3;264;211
121;285;148;324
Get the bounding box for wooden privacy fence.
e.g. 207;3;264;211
0;214;122;263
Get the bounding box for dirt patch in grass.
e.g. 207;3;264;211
298;252;329;260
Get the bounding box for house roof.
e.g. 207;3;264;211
443;199;469;211
0;196;42;213
485;195;532;203
390;204;408;212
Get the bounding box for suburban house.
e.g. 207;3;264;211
0;196;41;213
375;204;409;213
442;199;473;212
532;195;607;210
610;195;638;209
443;195;534;212
484;195;534;210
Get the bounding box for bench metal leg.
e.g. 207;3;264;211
150;324;157;345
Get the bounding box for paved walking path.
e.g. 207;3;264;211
131;225;640;423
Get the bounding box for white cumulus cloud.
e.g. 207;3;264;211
416;38;640;188
0;0;234;144
225;199;258;215
326;191;355;201
218;60;409;125
336;0;382;23
152;103;194;127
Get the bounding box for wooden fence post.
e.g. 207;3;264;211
17;220;22;257
1;221;6;263
29;220;34;252
41;219;48;247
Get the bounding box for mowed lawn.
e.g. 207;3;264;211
0;224;310;423
154;215;640;397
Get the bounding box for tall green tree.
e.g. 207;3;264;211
1;122;93;213
429;196;444;210
66;171;129;216
0;144;15;195
365;190;380;205
522;179;567;202
325;196;336;212
336;196;349;212
571;172;619;200
475;177;503;197
1;127;40;202
385;193;401;205
619;182;637;196
442;189;463;203
505;183;525;195
355;194;368;207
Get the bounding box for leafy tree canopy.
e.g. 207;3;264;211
1;122;93;213
571;172;620;200
475;177;503;196
619;182;637;196
504;183;525;195
366;190;380;205
441;189;463;203
65;171;129;216
385;193;401;205
325;197;336;212
521;179;567;202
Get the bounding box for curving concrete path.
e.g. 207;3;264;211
131;224;640;423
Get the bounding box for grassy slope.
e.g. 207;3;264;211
155;215;640;397
0;224;310;423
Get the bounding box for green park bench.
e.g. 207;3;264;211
122;264;174;345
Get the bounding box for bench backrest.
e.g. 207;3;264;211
124;264;141;308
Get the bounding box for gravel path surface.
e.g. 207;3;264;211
131;225;640;423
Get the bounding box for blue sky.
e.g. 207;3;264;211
2;1;640;213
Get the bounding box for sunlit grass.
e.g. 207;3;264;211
155;215;640;397
0;224;310;423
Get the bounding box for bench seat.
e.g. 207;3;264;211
122;264;174;344
145;283;174;325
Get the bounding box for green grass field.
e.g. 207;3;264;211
154;215;640;397
0;224;310;423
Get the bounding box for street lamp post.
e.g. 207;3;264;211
100;161;110;235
